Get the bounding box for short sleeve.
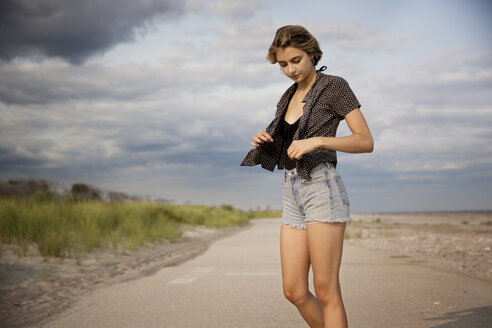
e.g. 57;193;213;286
332;77;361;120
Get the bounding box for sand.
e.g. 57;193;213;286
345;212;492;282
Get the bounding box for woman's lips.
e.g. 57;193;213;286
291;74;300;79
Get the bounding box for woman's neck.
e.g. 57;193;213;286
296;69;317;92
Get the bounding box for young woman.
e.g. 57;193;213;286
241;25;373;328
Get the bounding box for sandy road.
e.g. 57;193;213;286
38;218;492;328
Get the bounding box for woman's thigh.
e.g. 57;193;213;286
280;223;310;291
307;222;346;292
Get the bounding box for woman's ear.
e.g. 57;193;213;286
310;54;315;66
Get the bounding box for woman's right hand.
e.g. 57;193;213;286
250;130;274;147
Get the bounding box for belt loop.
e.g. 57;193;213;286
323;162;330;175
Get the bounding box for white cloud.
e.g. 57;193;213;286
308;21;413;52
358;48;492;179
185;0;264;20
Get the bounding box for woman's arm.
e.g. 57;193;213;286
286;108;373;160
315;108;374;153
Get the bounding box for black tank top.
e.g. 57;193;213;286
281;117;300;170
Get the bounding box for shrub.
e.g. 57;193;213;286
220;204;235;211
0;178;54;199
71;183;101;202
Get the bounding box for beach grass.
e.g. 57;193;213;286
252;210;283;218
0;198;252;260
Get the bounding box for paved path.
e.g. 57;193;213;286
39;218;492;328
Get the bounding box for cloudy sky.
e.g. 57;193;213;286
0;0;491;212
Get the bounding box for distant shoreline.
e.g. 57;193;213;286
352;209;492;214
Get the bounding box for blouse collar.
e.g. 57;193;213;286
302;66;327;103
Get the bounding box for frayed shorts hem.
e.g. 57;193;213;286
281;217;352;230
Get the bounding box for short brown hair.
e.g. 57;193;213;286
266;25;323;66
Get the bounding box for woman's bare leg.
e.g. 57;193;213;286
280;223;324;328
307;221;348;328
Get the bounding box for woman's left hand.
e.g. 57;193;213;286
287;137;321;160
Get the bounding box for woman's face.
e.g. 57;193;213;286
276;46;315;85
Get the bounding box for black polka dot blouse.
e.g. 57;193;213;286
240;71;361;181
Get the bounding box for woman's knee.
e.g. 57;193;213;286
313;279;341;306
283;285;310;305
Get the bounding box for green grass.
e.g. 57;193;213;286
252;210;283;218
0;199;251;260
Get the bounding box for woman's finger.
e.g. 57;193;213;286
253;136;264;144
261;131;274;142
250;130;273;147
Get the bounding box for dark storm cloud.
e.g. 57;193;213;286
0;0;184;64
0;145;46;169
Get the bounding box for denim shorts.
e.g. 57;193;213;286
281;162;352;229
